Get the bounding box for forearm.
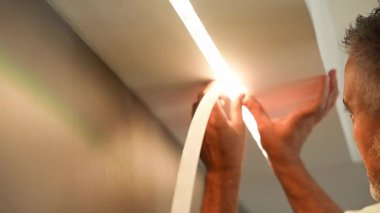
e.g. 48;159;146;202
202;169;241;213
271;158;341;213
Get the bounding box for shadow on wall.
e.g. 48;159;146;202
0;0;204;212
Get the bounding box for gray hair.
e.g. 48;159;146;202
343;6;380;114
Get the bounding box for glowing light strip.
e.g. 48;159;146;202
170;0;245;98
242;106;267;158
170;0;265;212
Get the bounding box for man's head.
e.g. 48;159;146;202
343;6;380;200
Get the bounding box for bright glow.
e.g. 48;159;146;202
214;80;246;100
170;0;246;99
242;106;268;159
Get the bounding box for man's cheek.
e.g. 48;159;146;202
353;122;368;161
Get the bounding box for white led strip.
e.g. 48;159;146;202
171;84;220;213
170;0;245;98
170;0;265;212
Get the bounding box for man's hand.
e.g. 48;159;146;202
244;70;341;213
194;94;246;172
244;70;339;165
194;91;246;213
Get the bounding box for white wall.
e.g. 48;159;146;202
0;0;203;212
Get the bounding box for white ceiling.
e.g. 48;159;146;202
47;0;329;143
46;0;372;211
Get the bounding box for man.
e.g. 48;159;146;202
199;6;380;213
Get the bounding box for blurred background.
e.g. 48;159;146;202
0;0;378;212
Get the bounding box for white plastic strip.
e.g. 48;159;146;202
242;106;267;159
171;85;221;213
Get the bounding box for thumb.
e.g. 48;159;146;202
243;95;271;126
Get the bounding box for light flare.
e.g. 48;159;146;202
170;0;247;100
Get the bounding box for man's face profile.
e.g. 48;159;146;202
344;58;380;201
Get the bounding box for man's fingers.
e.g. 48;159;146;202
310;75;329;111
313;70;339;122
313;70;339;121
243;95;271;126
230;94;245;125
326;69;339;110
193;82;216;117
209;100;229;126
289;75;328;122
219;96;231;118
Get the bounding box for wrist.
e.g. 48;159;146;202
206;166;242;178
265;148;301;166
205;167;242;198
204;158;244;174
269;155;303;172
202;163;241;213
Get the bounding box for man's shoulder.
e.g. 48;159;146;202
345;203;380;213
